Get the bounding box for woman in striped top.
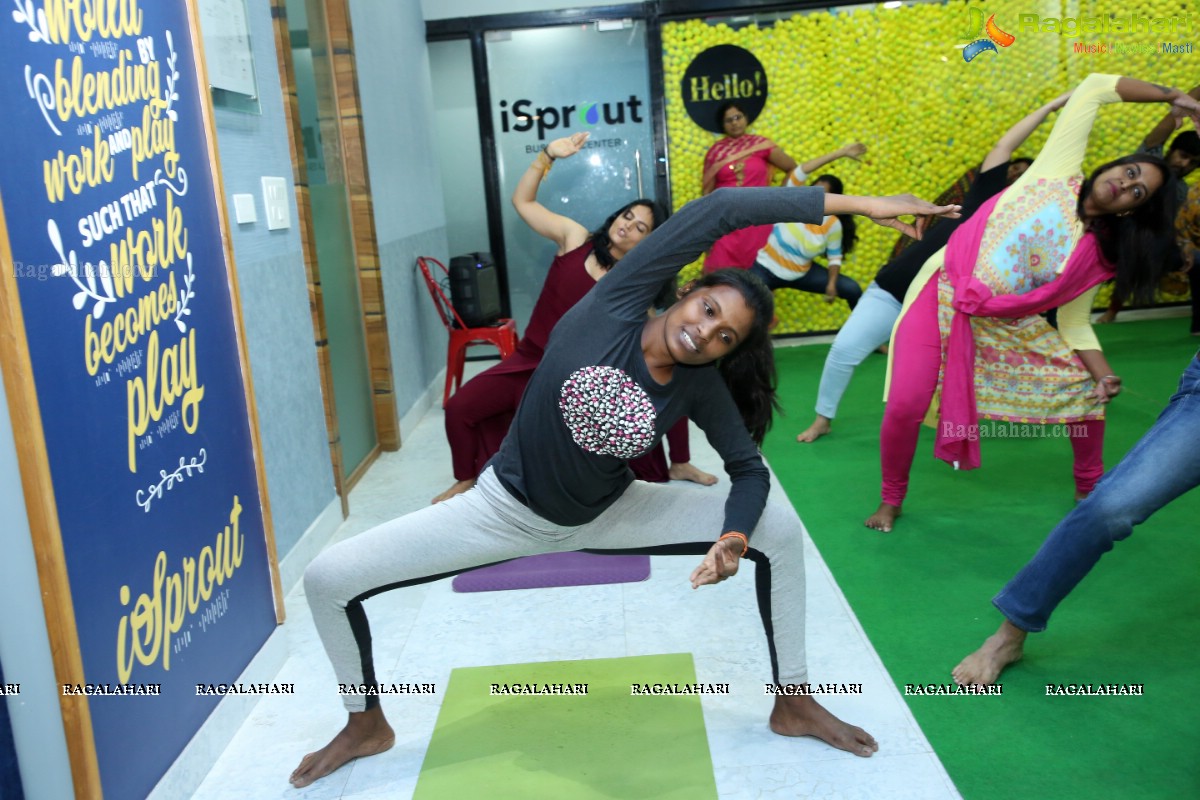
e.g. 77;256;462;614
749;173;863;309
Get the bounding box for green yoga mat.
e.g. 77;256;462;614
767;318;1199;800
414;654;718;800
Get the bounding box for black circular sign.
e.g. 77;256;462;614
680;45;769;134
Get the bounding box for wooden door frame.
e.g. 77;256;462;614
270;0;398;506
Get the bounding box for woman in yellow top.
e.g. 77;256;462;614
866;74;1200;533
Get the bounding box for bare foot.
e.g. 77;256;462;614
1074;489;1090;503
864;502;901;532
952;620;1028;686
1095;310;1118;324
876;343;889;355
290;707;396;788
796;415;832;443
668;461;718;486
769;694;878;757
432;478;475;504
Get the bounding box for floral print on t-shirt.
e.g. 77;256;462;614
558;366;657;459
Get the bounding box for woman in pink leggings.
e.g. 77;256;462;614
866;74;1200;532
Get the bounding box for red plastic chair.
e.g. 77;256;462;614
417;256;519;407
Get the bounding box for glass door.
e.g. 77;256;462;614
485;21;657;329
288;0;377;480
429;39;491;262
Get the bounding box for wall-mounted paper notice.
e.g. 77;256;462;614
198;0;257;97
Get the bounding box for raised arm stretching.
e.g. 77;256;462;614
511;132;591;252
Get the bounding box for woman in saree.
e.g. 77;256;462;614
865;73;1200;533
701;101;866;271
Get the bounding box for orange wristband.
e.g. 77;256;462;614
718;532;748;558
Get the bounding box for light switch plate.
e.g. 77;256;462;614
261;176;290;230
232;193;257;224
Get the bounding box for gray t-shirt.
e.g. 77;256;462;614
491;186;826;536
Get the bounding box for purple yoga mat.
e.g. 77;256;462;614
452;552;650;593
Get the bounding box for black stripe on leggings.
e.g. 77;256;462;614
344;543;781;707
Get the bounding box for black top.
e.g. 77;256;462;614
491;187;826;535
874;162;1010;303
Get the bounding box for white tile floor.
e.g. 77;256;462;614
191;370;961;800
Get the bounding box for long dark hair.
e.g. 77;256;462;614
590;199;666;269
814;174;857;256
683;269;780;445
1077;153;1179;305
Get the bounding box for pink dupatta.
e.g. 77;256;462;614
935;193;1115;470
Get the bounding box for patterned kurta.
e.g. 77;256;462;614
937;175;1103;423
894;73;1125;426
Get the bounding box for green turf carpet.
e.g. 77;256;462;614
766;317;1199;800
413;653;718;800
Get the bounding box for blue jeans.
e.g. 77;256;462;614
813;281;901;419
994;354;1200;632
749;262;863;310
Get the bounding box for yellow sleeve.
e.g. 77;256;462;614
1016;74;1122;185
1057;285;1102;351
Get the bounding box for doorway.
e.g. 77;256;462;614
284;0;391;486
429;12;662;331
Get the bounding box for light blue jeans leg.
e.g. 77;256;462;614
815;282;902;419
993;354;1200;632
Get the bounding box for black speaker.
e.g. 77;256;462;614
448;252;502;328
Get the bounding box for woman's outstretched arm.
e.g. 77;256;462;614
511;132;591;253
1141;83;1200;150
799;143;868;175
598;188;960;322
823;194;962;240
1023;74;1200;183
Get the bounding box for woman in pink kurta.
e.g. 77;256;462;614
866;74;1200;533
434;133;716;503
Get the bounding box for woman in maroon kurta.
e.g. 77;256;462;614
434;133;715;503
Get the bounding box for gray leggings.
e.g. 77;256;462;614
304;467;809;711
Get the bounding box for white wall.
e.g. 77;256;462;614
421;0;619;21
